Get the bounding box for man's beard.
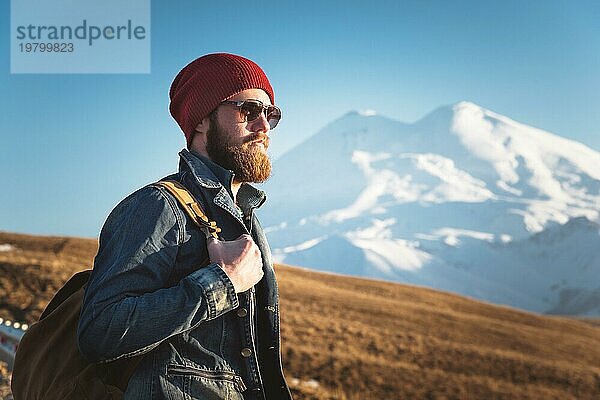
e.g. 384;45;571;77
205;115;272;183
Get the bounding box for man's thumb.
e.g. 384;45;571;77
207;236;221;246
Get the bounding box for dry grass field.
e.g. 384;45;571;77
0;231;599;399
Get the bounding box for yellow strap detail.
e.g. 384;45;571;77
154;180;221;239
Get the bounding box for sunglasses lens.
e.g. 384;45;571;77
267;106;281;129
238;101;281;129
240;101;262;121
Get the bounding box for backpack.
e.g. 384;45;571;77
11;180;221;400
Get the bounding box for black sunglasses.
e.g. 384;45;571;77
220;99;282;130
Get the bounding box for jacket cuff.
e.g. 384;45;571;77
189;263;239;320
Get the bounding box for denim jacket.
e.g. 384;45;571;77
78;149;292;400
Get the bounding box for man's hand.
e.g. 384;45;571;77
207;234;264;293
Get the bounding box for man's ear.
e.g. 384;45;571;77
190;115;212;153
195;115;211;135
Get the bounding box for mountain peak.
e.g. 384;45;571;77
358;109;377;116
345;109;378;117
454;100;480;108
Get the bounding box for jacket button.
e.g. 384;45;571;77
237;308;248;317
241;348;252;357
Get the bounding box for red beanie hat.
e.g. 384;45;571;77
169;53;275;147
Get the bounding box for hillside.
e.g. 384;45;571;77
1;231;599;399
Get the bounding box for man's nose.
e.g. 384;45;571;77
249;111;271;134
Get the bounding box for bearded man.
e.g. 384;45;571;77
77;53;292;400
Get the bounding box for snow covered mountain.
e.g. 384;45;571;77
259;102;600;316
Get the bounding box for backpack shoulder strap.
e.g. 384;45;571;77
154;180;221;239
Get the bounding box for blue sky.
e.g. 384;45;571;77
1;0;599;237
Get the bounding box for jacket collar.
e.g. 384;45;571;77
178;149;267;214
178;149;227;190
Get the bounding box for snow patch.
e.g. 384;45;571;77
496;180;522;196
323;150;495;223
276;236;328;254
418;228;495;247
345;219;432;272
0;244;15;252
452;102;520;184
402;153;496;203
358;109;377;116
323;151;418;223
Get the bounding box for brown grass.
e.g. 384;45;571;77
0;231;599;399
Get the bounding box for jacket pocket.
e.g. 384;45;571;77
166;364;247;393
